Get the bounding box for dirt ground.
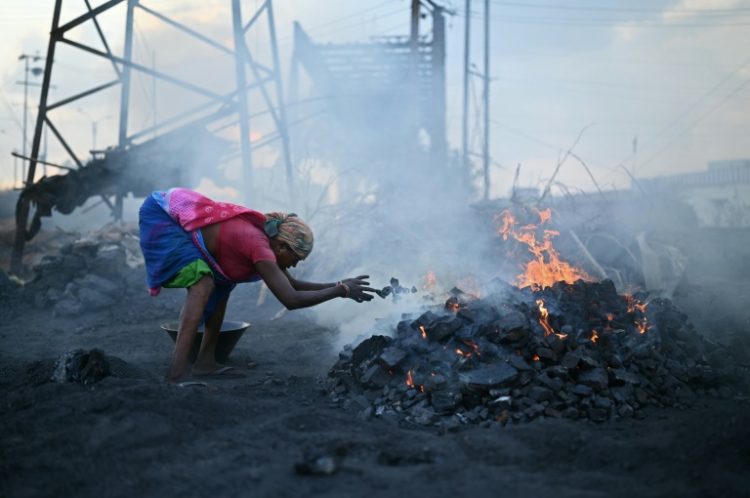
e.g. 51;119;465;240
1;272;749;498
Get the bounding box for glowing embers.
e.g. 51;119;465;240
625;294;650;334
405;369;415;388
535;299;568;339
404;369;425;392
445;298;462;314
455;339;481;359
625;294;648;314
536;299;554;336
590;330;599;343
444;287;478;314
496;208;591;290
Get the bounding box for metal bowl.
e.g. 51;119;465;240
160;320;251;363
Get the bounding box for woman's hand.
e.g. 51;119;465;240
339;275;377;303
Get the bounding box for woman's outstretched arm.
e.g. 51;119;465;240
285;272;376;293
283;271;335;291
256;261;375;309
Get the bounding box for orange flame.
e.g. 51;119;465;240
532;354;540;361
625;294;648;314
625;295;649;334
591;330;599;343
497;208;591;290
419;325;428;340
406;370;415;388
423;271;437;291
536;299;555;336
538;208;552;224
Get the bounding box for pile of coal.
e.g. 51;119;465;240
16;223;144;316
328;279;730;428
50;348;156;384
376;277;418;301
52;348;112;385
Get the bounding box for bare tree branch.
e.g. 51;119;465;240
537;123;594;205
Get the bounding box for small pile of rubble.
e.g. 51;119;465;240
18;222;145;316
51;348;156;384
328;279;730;427
52;348;112;385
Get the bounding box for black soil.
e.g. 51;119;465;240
1;277;749;498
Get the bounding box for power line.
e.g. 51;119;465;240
490;118;618;176
493;72;707;93
472;16;750;29
296;6;407;40
301;0;400;32
619;55;750;166
489;1;750;15
133;24;157;130
276;1;403;45
501;49;739;71
460;11;750;27
0;86;24;135
491;117;559;152
638;77;750;168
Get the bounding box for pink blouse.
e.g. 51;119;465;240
214;217;276;282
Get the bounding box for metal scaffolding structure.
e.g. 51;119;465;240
289;0;448;171
11;0;293;274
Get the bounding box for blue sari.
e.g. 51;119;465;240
138;193;234;323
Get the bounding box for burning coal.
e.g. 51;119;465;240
327;206;736;428
328;278;726;427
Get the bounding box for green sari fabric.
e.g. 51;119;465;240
163;259;213;288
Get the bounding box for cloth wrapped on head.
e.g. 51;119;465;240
264;212;314;259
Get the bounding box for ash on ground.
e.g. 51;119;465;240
328;279;745;429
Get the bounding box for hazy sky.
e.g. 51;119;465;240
1;0;749;197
